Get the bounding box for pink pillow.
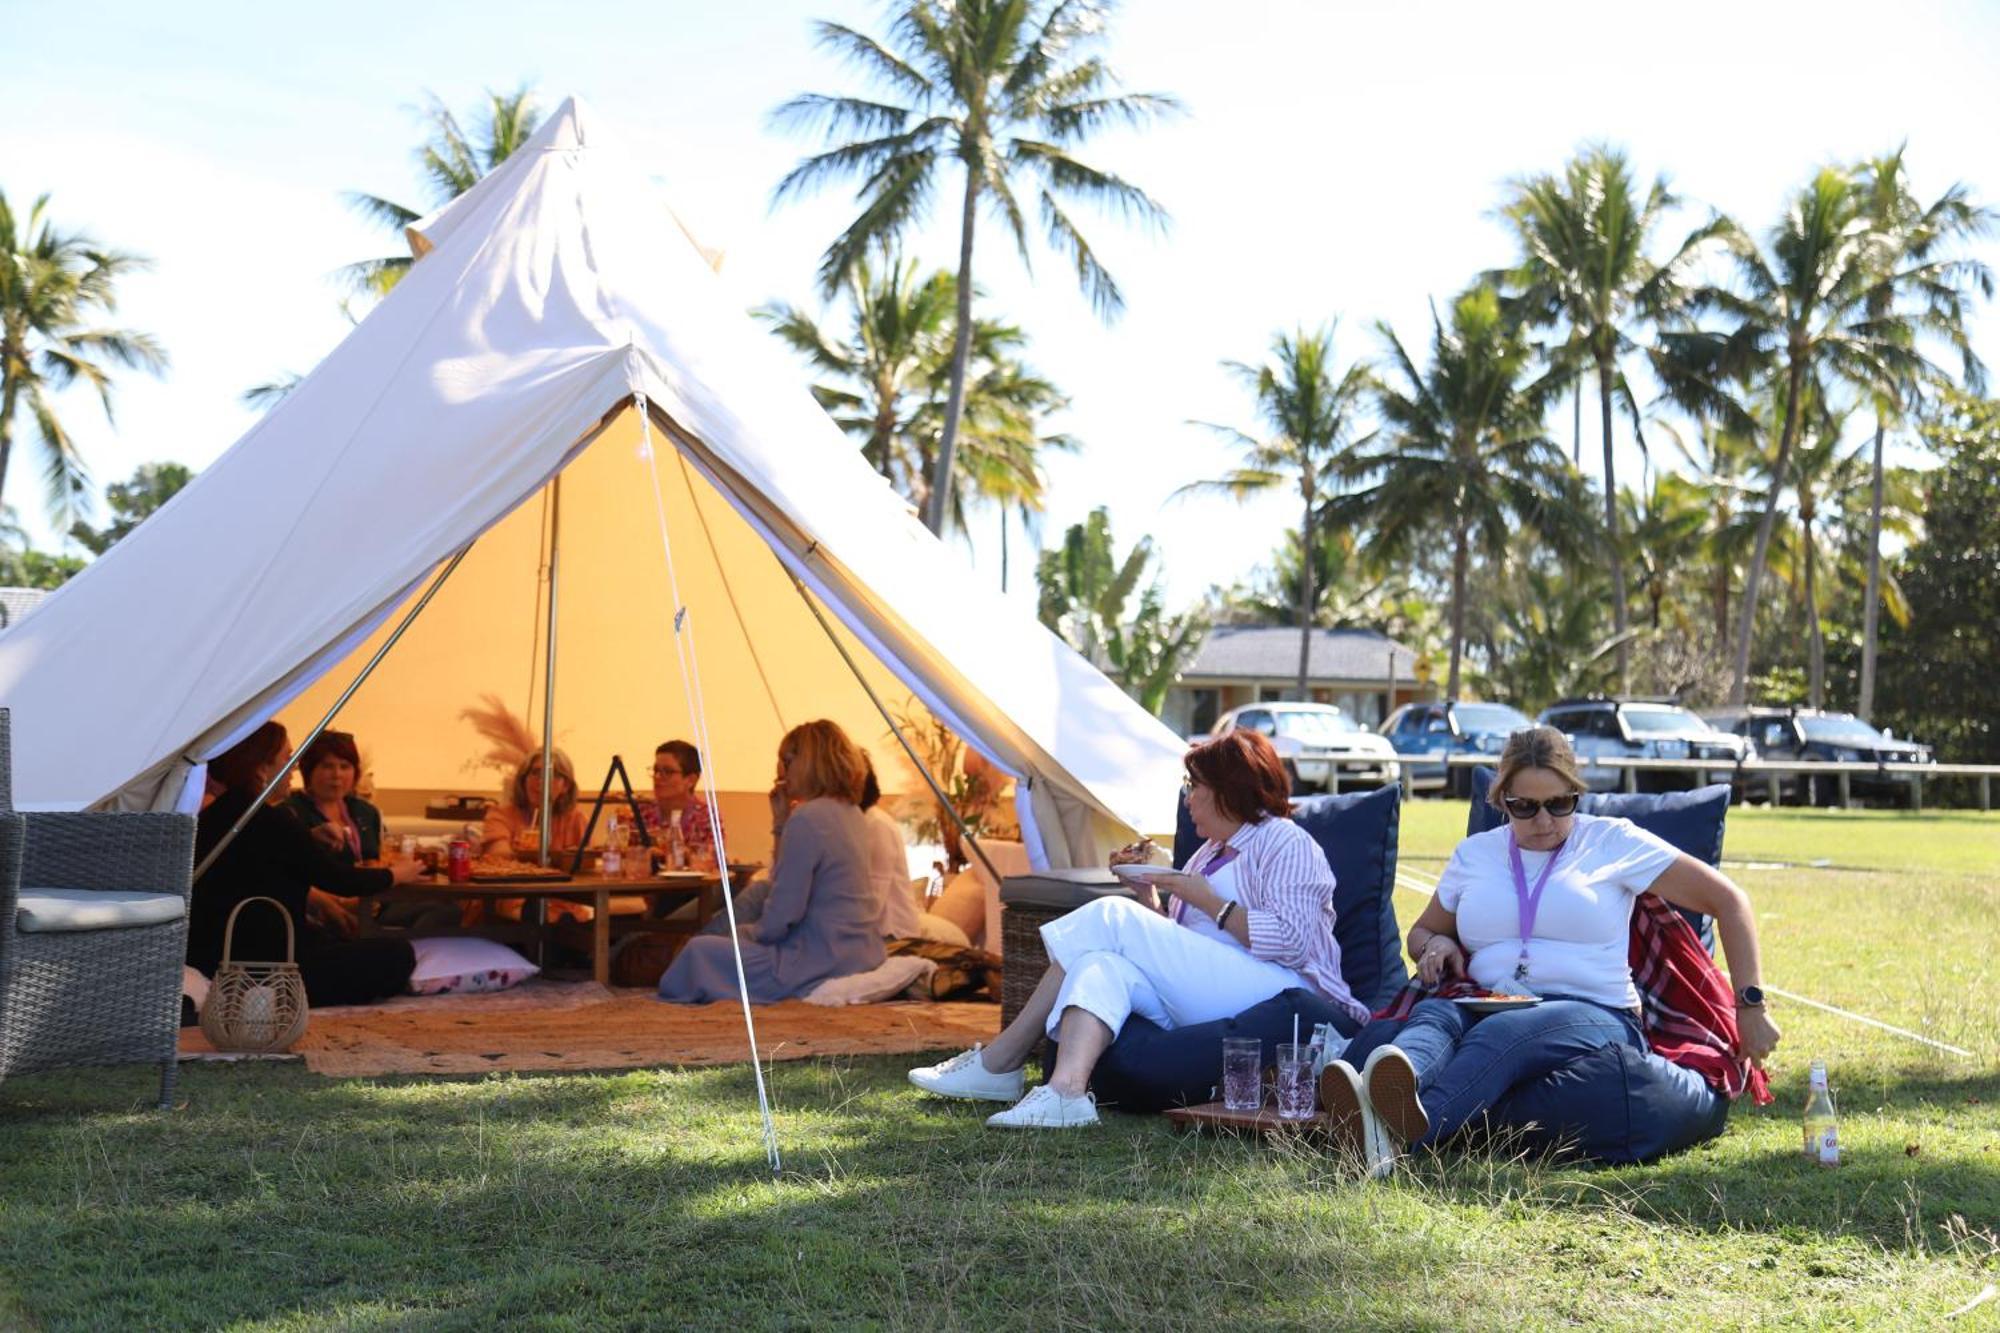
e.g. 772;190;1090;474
407;936;540;996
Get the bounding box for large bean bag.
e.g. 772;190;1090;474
1443;769;1736;1161
1057;785;1405;1111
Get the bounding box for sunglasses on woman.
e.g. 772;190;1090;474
1501;793;1580;820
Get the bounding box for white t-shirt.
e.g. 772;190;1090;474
1434;813;1681;1009
1171;856;1245;952
863;806;924;938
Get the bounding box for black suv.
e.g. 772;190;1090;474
1703;707;1934;806
1538;697;1755;793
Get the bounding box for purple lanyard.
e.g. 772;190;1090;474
1506;831;1565;976
1172;844;1240;924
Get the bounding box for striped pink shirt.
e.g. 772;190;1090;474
1186;815;1369;1026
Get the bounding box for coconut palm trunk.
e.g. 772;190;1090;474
1857;415;1887;718
1730;355;1807;705
1598;357;1629;690
1803;515;1825;709
1446;517;1470;700
924;166;984;536
1296;490;1318;699
0;376;20;516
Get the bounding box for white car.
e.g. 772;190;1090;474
1210;703;1401;792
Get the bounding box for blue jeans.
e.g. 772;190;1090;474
1356;995;1644;1147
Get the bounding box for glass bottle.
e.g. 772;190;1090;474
1803;1060;1839;1167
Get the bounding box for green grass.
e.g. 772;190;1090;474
2;811;1997;1329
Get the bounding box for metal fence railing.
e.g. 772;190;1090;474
1345;752;2000;812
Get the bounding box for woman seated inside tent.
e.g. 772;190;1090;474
480;747;589;862
639;739;724;871
659;720;884;1004
283;729;457;933
1323;725;1782;1164
909;728;1372;1129
191;722;424;1006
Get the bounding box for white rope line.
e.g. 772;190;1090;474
1388;857;1976;1059
636;391;782;1175
1760;986;1975;1059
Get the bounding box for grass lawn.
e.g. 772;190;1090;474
2;807;1996;1329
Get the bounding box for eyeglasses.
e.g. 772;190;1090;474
1501;793;1580;821
1180;775;1204;795
652;766;684;780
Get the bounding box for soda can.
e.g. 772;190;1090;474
447;838;473;884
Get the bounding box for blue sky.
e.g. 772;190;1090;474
7;0;1999;608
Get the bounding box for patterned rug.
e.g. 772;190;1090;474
179;979;1001;1078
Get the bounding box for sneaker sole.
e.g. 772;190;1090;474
987;1114;1100;1130
908;1074;1023;1103
1317;1067;1368;1160
1366;1056;1430;1146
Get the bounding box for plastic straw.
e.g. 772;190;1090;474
1293;1013;1300;1048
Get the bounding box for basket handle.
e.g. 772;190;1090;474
219;895;298;966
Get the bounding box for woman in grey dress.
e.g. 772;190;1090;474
658;720;885;1003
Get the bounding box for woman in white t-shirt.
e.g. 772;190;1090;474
1322;726;1781;1165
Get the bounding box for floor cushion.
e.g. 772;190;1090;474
1069;987;1362;1113
802;955;936;1005
407;936;540;995
15;887;186;933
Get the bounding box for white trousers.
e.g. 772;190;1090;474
1037;896;1303;1040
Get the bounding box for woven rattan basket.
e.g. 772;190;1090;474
199;896;309;1053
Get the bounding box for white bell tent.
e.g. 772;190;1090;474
0;97;1187;874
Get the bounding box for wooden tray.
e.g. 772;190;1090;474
1162;1100;1331;1135
468;869;574;884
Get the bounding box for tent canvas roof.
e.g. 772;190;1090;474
0;97;1185;867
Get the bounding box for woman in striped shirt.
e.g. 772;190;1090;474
910;729;1369;1129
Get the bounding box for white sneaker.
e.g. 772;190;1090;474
1362;1044;1430;1149
908;1044;1025;1102
1320;1058;1397;1179
985;1084;1100;1130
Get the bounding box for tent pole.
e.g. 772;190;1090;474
194;545;474;882
538;476;561;867
782;570;1005;890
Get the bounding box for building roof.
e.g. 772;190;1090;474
0;588;49;630
1182;625;1421;685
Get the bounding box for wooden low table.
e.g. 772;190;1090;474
1163;1100;1332;1136
369;869;746;986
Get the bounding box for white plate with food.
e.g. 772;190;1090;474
1110;863;1172;884
1451;995;1544;1014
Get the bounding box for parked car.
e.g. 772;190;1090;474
1703;707;1934;806
1210;703;1400;793
1379;700;1536;796
1538;697;1755;793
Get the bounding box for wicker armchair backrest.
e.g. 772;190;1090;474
0;707;10;812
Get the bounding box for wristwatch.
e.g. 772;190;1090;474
1734;985;1766;1009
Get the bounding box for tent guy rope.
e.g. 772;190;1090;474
635;390;782;1176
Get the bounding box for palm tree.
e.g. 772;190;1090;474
1225;527;1386;630
1619;471;1708;633
1657;417;1763;650
1180;325;1373;700
1334;285;1588;701
771;0;1178;536
1851;149;1993;719
1496;146;1719;691
1034;506;1205;714
340;86;542;299
757;255;1074;550
0;191;167;526
1659;167;1930;705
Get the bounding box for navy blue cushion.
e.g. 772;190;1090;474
1078;988;1362;1113
1466;768;1728;948
1174;783;1408;1009
1483;1042;1727;1164
1465;768;1731;866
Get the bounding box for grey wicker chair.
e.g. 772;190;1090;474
0;709;196;1109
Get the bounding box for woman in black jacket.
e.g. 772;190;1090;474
191;722;423;1007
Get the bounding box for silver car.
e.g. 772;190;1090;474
1210;703;1401;793
1538;698;1754;792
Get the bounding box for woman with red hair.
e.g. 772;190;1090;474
910;728;1370;1129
